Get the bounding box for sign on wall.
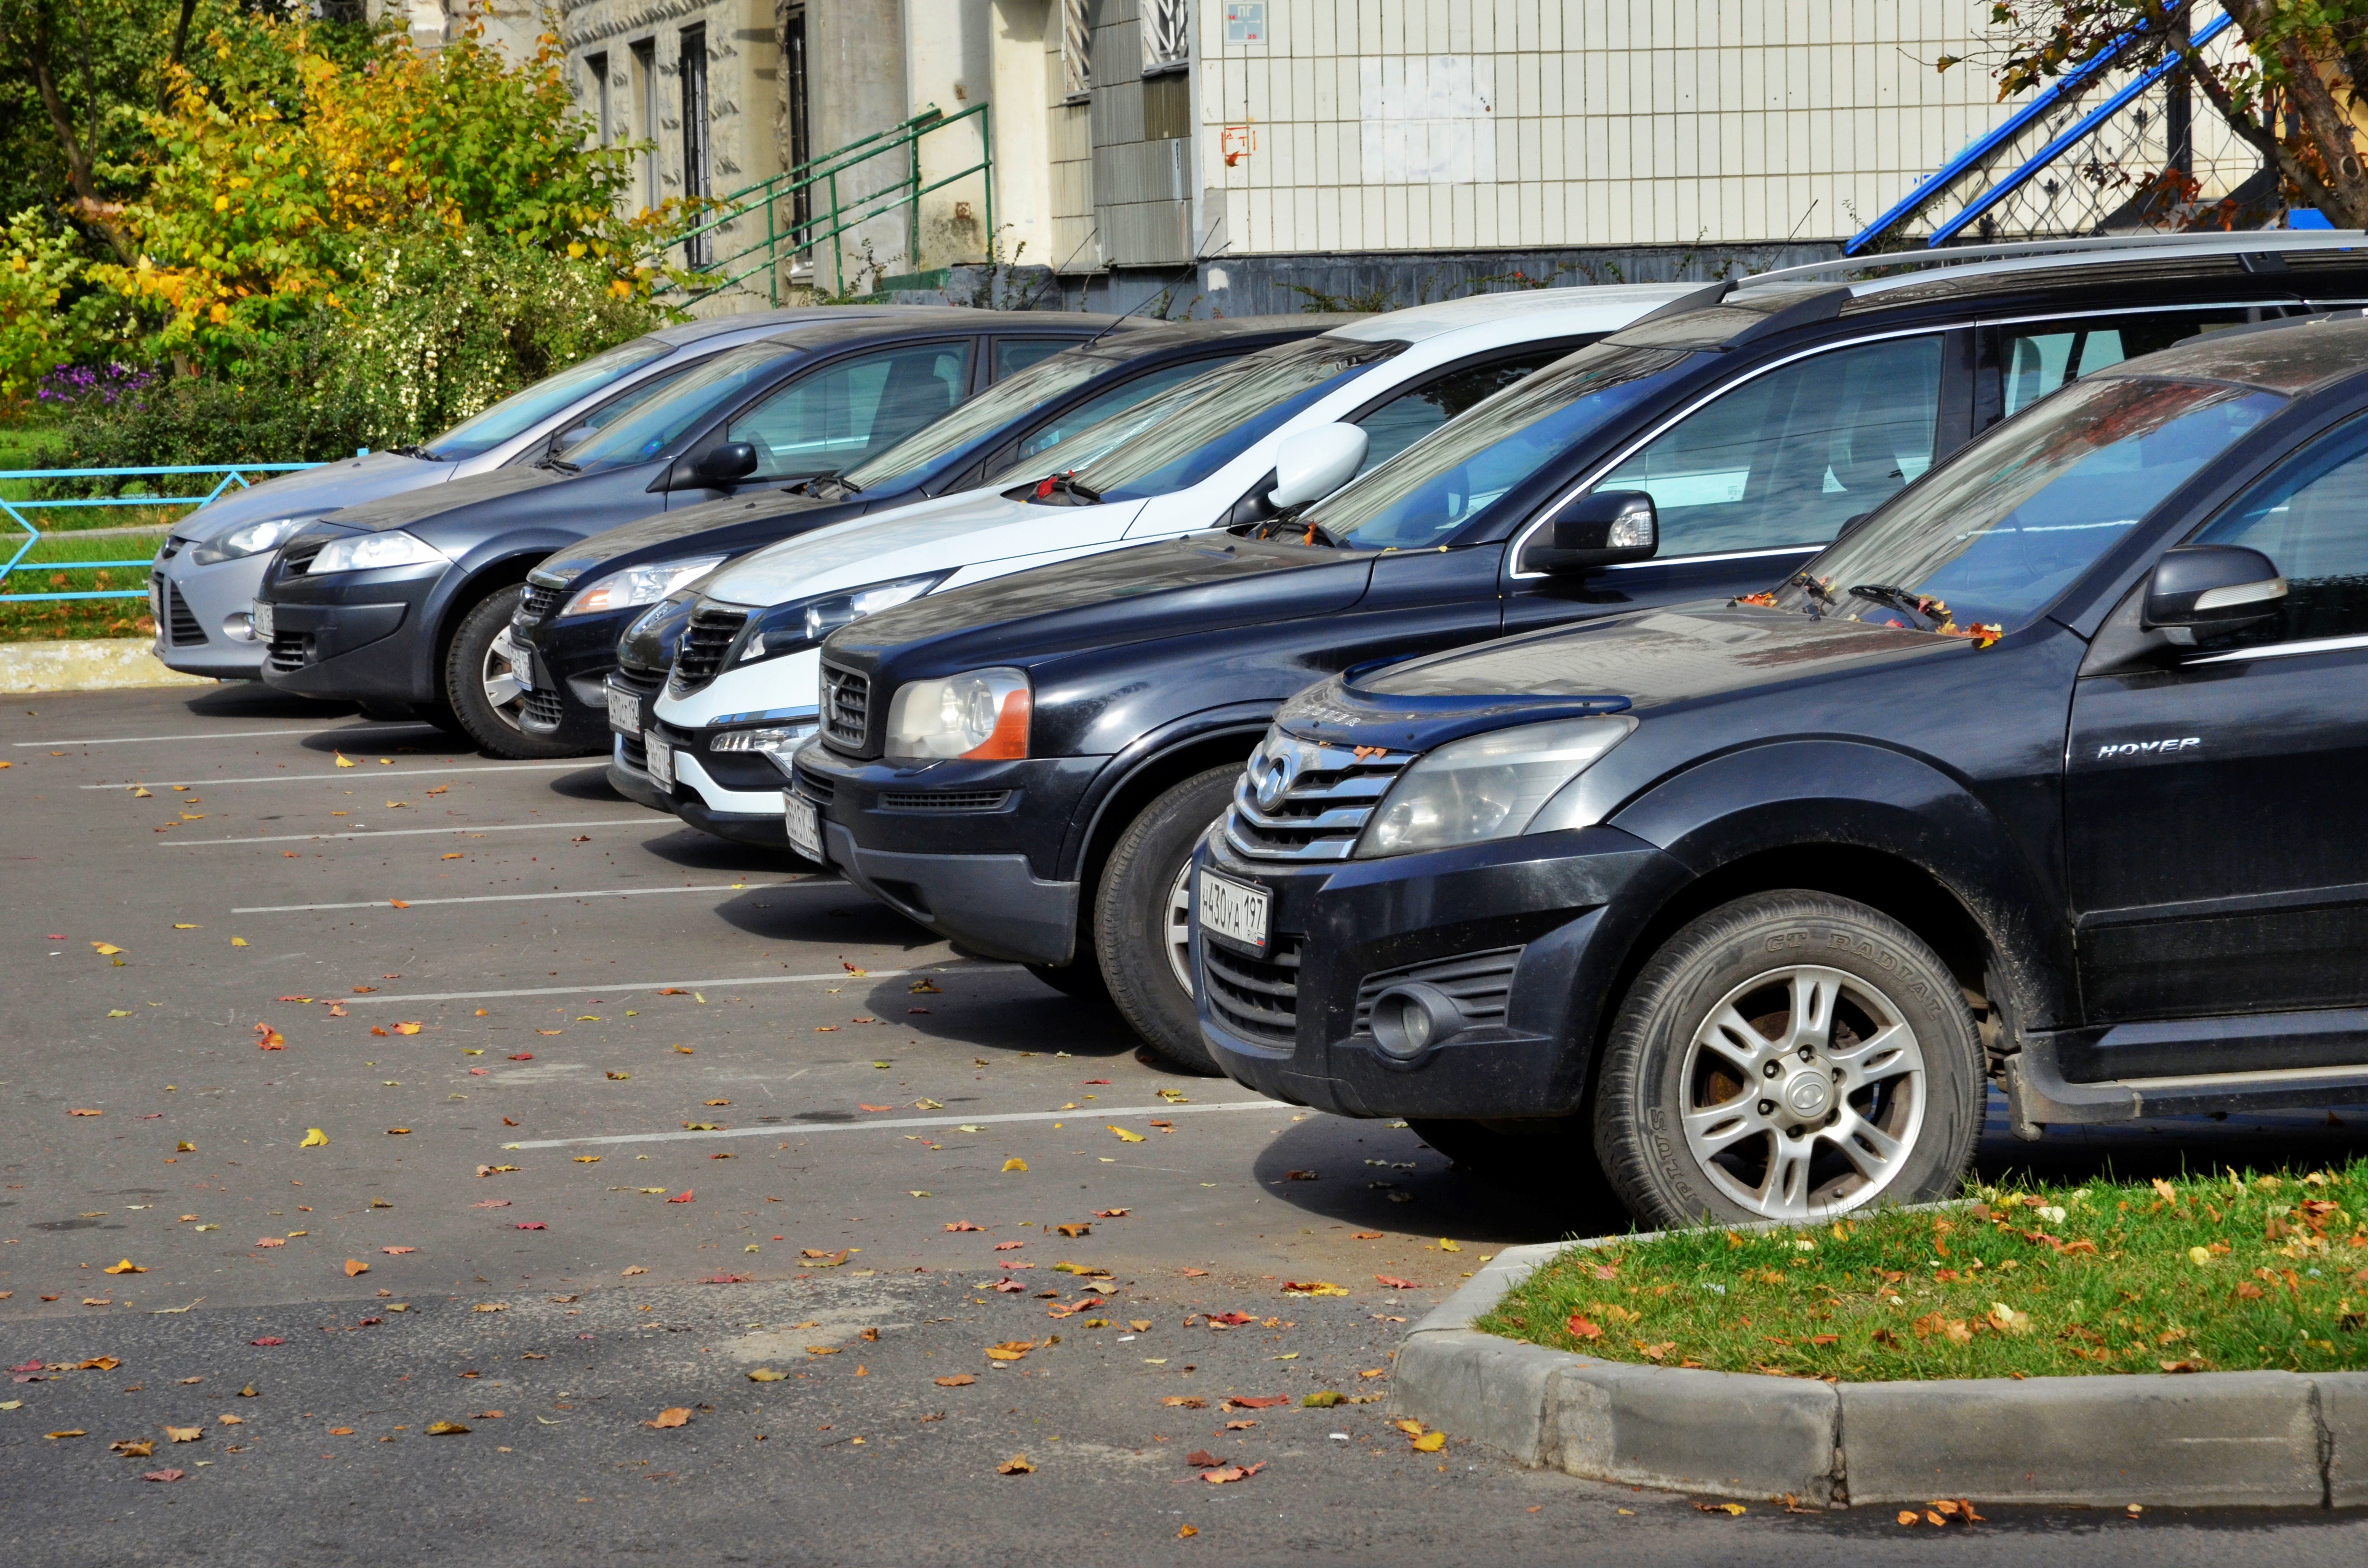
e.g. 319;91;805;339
1224;3;1264;46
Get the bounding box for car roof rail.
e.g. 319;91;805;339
1733;229;2368;299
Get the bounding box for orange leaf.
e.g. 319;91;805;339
643;1408;691;1430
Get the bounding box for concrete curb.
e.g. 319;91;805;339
0;638;213;694
1390;1237;2368;1508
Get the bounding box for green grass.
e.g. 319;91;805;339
0;524;162;642
1479;1162;2368;1381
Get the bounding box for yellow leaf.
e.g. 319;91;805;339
1109;1126;1146;1143
164;1425;203;1443
2188;1246;2212;1266
334;754;355;768
1393;1419;1423;1436
643;1408;691;1430
299;1128;329;1148
427;1421;469;1435
107;1010;131;1018
997;1455;1034;1475
231;937;247;947
344;1259;370;1277
173;923;197;929
92;942;123;955
1437;1239;1461;1252
1002;1157;1029;1173
574;1156;601;1163
1412;1429;1446;1453
103;1259;145;1275
746;1368;787;1382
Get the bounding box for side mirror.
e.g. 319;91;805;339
681;441;759;490
1267;424;1370;509
1522;490;1658;573
2142;545;2285;643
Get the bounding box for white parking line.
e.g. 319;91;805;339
502;1099;1274;1151
234;880;812;914
86;761;589;789
162;817;657;846
15;723;433;748
340;963;1012;1005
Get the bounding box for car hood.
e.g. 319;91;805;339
1310;604;1955;741
313;466;564;534
701;488;1143;609
830;533;1376;672
172;452;449;540
533;485;853;584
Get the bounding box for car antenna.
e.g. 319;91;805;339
1081;219;1235;350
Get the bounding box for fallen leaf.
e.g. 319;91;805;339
514;1223;546;1231
427;1421;469;1436
45;1430;88;1440
142;1469;185;1482
622;1266;647;1276
298;1128;329;1149
473;1303;508;1313
1002;1158;1028;1174
1696;1502;1745;1516
934;1373;977;1387
393;1022;421;1036
945;1222;984;1233
1200;1462;1265;1484
644;1408;691;1430
102;1259;145;1275
1054;1224;1090;1238
1376;1275;1423;1290
997;1455;1033;1475
341;1259;370;1277
328;1427;354;1436
1109;1126;1146;1143
1178;1525;1197;1539
747;1369;788;1382
1161;1396;1205;1409
1224;1395;1289;1410
1282;1281;1347;1297
164;1426;203;1443
68;1108;102;1117
111;1438;156;1457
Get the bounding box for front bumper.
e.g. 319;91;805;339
151;549;270;678
1189;824;1689;1119
257;561;444;703
639;712;820;854
517;603;639;742
789;744;1104;965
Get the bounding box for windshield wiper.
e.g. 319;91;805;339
1027;471;1102;506
538;455;582;475
1244;511;1344;548
1846;583;1949;628
387;444;446;461
791;470;860;500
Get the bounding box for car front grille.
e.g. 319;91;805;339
1202;934;1302;1048
266;633;309;673
820;661;870;751
619;732;649;772
522;687;566;728
517;582;566;624
1353;946;1524;1036
1221;733;1412;862
669;607;749;694
790;760;835;804
880;789;1010;812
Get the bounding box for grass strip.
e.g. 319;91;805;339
1479;1160;2368;1380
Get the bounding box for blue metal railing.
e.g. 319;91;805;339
0;463;321;603
1845;3;2223;255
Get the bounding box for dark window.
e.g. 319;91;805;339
1600;334;1944;555
1011;356;1229;463
1350;350;1568;476
1144;72;1190;140
1992;310;2273;422
992;339;1073;380
587;52;611;146
630;39;658;211
783;6;811;237
2189;415;2368;648
679;25;711;267
725;342;977;479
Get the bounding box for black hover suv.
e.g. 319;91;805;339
1193;308;2368;1228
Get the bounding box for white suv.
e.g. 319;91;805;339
639;284;1694;846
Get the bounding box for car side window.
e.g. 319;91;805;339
726;341;975;479
1996;311;2267;419
2187;416;2368;648
993;338;1074;380
1012;358;1223;462
1596;334;1944;556
1350;350;1569;475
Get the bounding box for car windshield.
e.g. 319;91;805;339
423;337;676;460
983;356;1260;486
840;346;1122;492
1769;374;2287;636
1064;337;1403;502
1305;343;1700;550
555;341;804;473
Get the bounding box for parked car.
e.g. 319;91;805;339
646;283;1697;855
149;306;901;682
516;317;1332;758
789;231;2368;1071
1189;306;2368;1225
253;307;1124;750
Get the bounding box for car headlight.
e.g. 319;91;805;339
734;572;949;666
707;721;818;774
308;530;447;575
1355;716;1636;858
190;516;310;567
561;555;728;618
883;666;1030;761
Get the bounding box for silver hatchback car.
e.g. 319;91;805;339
149;306;907;681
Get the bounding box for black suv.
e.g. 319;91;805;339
797;234;2368;1072
521;318;1335;760
1191;308;2368;1228
257;308;1118;754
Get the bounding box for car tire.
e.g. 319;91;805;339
1592;890;1985;1231
442;585;589;760
1094;764;1242;1077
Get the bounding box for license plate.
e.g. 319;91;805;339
148;578;163;623
606;683;640;735
783;790;823;863
646;735;674;789
1198;869;1270;953
253;600;275;640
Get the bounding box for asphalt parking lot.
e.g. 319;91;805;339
5;682;2368;1566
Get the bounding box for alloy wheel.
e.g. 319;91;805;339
1162;857;1195;996
480;627;531;733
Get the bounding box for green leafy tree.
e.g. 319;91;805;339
1968;1;2368;226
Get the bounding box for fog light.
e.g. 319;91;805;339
222;611;256;643
1369;983;1463;1060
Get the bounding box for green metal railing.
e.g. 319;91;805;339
673;102;994;305
0;464;321;603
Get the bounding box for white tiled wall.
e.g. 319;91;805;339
1199;0;2028;255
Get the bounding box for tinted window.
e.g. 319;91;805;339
726;342;974;479
1599;334;1943;554
1773;375;2285;636
1012;358;1236;463
845;345;1119;491
424;336;674;460
2190;416;2368;646
1998;310;2265;418
1349;350;1567;475
559;341;806;472
994;338;1073;379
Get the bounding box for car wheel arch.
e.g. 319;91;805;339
1065;716;1275;907
424;551;556;689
